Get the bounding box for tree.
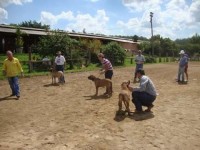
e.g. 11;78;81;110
17;20;50;30
101;42;126;65
37;30;79;60
15;27;25;53
37;30;86;69
132;35;139;42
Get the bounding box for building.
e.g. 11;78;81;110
0;24;138;54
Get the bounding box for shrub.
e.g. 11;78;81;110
101;42;126;65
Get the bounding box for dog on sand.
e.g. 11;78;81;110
118;80;131;115
88;75;113;96
49;68;64;84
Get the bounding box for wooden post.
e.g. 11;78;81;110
28;47;33;73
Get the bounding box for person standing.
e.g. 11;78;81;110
54;51;66;83
128;69;157;112
177;50;188;83
2;50;24;100
134;50;145;83
184;52;189;81
97;53;113;80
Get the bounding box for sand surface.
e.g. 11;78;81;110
0;62;200;150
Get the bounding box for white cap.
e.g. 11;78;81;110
179;50;185;54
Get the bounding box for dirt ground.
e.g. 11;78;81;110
0;62;200;150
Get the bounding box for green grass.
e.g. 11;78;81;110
0;53;175;80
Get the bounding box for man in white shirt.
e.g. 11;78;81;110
128;69;157;112
54;51;66;83
134;50;145;83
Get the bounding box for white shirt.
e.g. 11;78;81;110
55;55;66;65
133;75;157;96
135;55;145;64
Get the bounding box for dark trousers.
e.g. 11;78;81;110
105;70;113;79
134;64;143;79
132;91;156;111
56;65;65;82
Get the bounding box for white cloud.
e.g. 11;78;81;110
0;8;7;21
118;0;200;39
0;0;32;23
68;10;109;34
40;9;110;34
40;11;74;27
0;0;32;7
189;0;200;22
122;0;162;12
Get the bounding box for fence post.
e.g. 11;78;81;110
28;47;33;73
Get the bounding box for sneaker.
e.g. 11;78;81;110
16;96;20;100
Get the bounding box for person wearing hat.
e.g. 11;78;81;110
97;53;113;80
177;50;188;83
54;51;66;83
134;50;145;83
184;52;189;81
128;68;157;112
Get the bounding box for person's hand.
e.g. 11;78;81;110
21;72;24;77
2;70;6;76
100;70;105;74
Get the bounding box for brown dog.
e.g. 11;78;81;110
88;75;113;96
118;80;131;115
49;68;64;84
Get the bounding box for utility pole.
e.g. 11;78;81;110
150;12;154;56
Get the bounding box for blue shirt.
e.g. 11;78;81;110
179;55;188;67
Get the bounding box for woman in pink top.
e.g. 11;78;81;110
97;53;113;79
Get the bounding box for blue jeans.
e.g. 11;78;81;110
178;66;185;82
134;64;143;78
8;77;20;96
132;91;156;111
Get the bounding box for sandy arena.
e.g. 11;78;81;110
0;62;200;150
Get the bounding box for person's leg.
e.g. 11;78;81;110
13;77;20;97
105;70;113;94
139;93;156;112
132;91;144;112
177;67;181;82
105;70;113;80
185;65;188;81
180;67;185;82
56;65;65;83
134;65;139;82
8;77;15;96
134;64;143;83
60;65;65;83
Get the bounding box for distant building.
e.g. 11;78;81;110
0;24;138;53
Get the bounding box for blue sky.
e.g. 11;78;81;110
0;0;200;40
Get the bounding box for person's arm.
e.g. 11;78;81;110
2;61;6;76
16;59;24;77
133;77;149;92
63;56;66;70
142;55;145;64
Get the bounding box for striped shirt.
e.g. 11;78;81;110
101;58;113;71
